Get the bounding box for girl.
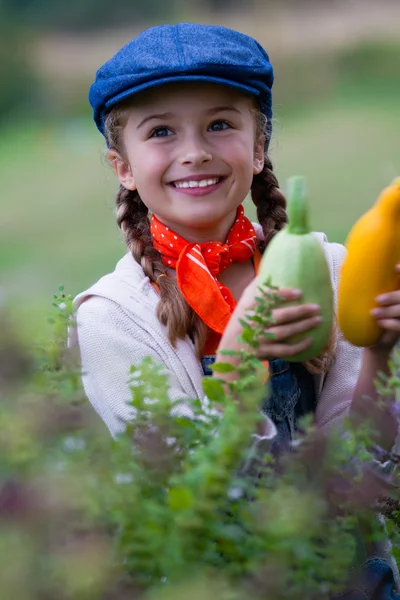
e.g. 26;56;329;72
73;22;400;450
72;22;400;596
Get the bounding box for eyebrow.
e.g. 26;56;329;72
137;112;174;130
206;106;242;116
136;106;242;130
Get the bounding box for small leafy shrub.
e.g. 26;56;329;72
1;285;399;599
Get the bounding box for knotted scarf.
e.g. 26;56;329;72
150;205;257;333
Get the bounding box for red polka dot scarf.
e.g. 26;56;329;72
150;205;257;334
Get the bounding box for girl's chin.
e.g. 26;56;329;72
176;207;227;222
172;210;236;233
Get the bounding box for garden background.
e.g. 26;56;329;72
1;0;399;339
1;2;400;598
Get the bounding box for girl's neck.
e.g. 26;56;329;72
154;210;238;243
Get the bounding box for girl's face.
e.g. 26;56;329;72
109;82;264;241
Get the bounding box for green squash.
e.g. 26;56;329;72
259;176;334;362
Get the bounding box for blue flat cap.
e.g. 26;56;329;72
89;23;274;140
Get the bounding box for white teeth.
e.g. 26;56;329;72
174;178;220;189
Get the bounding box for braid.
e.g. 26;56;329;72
250;155;288;248
116;185;161;280
250;154;336;374
116;184;207;357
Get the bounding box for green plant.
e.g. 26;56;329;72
0;285;399;599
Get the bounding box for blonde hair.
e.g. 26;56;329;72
104;102;336;372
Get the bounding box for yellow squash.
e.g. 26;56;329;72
337;177;400;347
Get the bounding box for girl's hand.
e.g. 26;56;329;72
218;277;321;361
370;268;400;350
256;288;322;360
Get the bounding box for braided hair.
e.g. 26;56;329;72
251;154;288;248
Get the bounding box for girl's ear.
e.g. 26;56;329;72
253;139;265;175
107;149;136;191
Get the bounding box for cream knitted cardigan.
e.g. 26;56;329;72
71;228;363;441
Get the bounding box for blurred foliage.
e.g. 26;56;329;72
0;0;171;31
2;0;385;31
0;13;39;124
1;285;400;598
336;41;400;99
270;41;400;116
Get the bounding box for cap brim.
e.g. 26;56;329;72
104;74;261;113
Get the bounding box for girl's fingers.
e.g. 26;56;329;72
370;288;400;345
257;336;312;360
376;319;400;334
371;305;400;319
272;303;320;325
375;289;400;306
240;284;301;310
273;287;303;301
266;315;322;342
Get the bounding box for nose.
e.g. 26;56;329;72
178;134;212;166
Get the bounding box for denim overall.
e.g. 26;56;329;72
202;356;317;455
201;355;400;599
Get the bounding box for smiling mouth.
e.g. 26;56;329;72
171;177;222;189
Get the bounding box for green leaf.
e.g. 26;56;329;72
241;328;255;343
202;377;226;402
168;487;193;510
246;357;265;371
211;362;236;374
262;331;276;340
219;349;239;357
247;314;265;324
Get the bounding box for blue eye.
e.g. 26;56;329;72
151;127;172;138
209;120;231;132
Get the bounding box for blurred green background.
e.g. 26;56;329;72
1;0;399;335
